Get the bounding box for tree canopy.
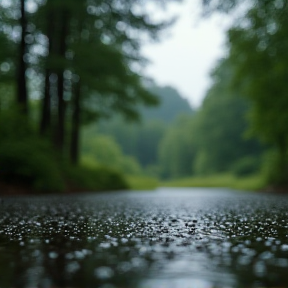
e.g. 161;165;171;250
0;0;180;192
203;0;288;187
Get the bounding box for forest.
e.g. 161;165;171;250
0;0;288;194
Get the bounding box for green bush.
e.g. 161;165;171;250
0;110;65;192
0;110;129;193
0;138;65;192
64;164;129;191
262;150;288;187
81;135;142;175
232;156;260;177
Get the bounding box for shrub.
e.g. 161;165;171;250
232;156;260;177
64;164;129;191
0;110;65;192
0;110;129;193
0;138;65;192
262;149;288;187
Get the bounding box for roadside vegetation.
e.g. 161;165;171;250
125;174;264;192
160;174;265;192
1;0;288;194
0;0;177;193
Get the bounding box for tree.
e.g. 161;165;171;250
159;115;196;178
226;3;288;185
0;0;28;114
92;83;193;170
33;0;179;162
81;134;142;175
0;0;184;192
17;0;28;114
0;30;15;112
141;85;193;123
191;58;262;175
0;0;181;160
93;117;167;169
202;0;288;187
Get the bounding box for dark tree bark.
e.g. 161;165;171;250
55;70;65;151
70;81;81;164
54;9;68;152
70;19;84;165
40;69;51;135
17;0;28;114
40;11;54;135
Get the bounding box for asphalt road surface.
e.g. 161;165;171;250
0;188;288;288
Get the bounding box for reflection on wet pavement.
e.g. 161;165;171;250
0;188;288;287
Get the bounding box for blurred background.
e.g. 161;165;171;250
0;0;287;194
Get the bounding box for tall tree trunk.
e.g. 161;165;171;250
17;0;28;114
40;11;54;136
55;70;65;151
70;81;81;165
70;19;84;165
54;9;68;152
40;69;51;135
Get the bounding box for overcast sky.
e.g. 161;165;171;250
142;0;230;108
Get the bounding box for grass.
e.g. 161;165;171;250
160;173;266;192
125;173;266;192
125;175;159;190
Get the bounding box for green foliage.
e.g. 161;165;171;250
131;121;167;167
193;150;210;175
225;3;288;187
33;0;176;128
228;7;288;142
81;134;142;175
0;139;65;192
84;73;262;181
200;0;288;189
92;84;193;171
0;112;65;192
262;150;288;187
0;0;180;193
159;115;195;178
192;58;263;175
125;175;159;190
0;109;129;193
4;0;287;193
162;173;265;191
63;164;129;192
232;156;261;177
0;84;15;111
140;85;193;123
94;117;168;168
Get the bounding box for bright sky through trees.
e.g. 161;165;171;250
142;0;230;108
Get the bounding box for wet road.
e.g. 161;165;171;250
0;188;288;288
